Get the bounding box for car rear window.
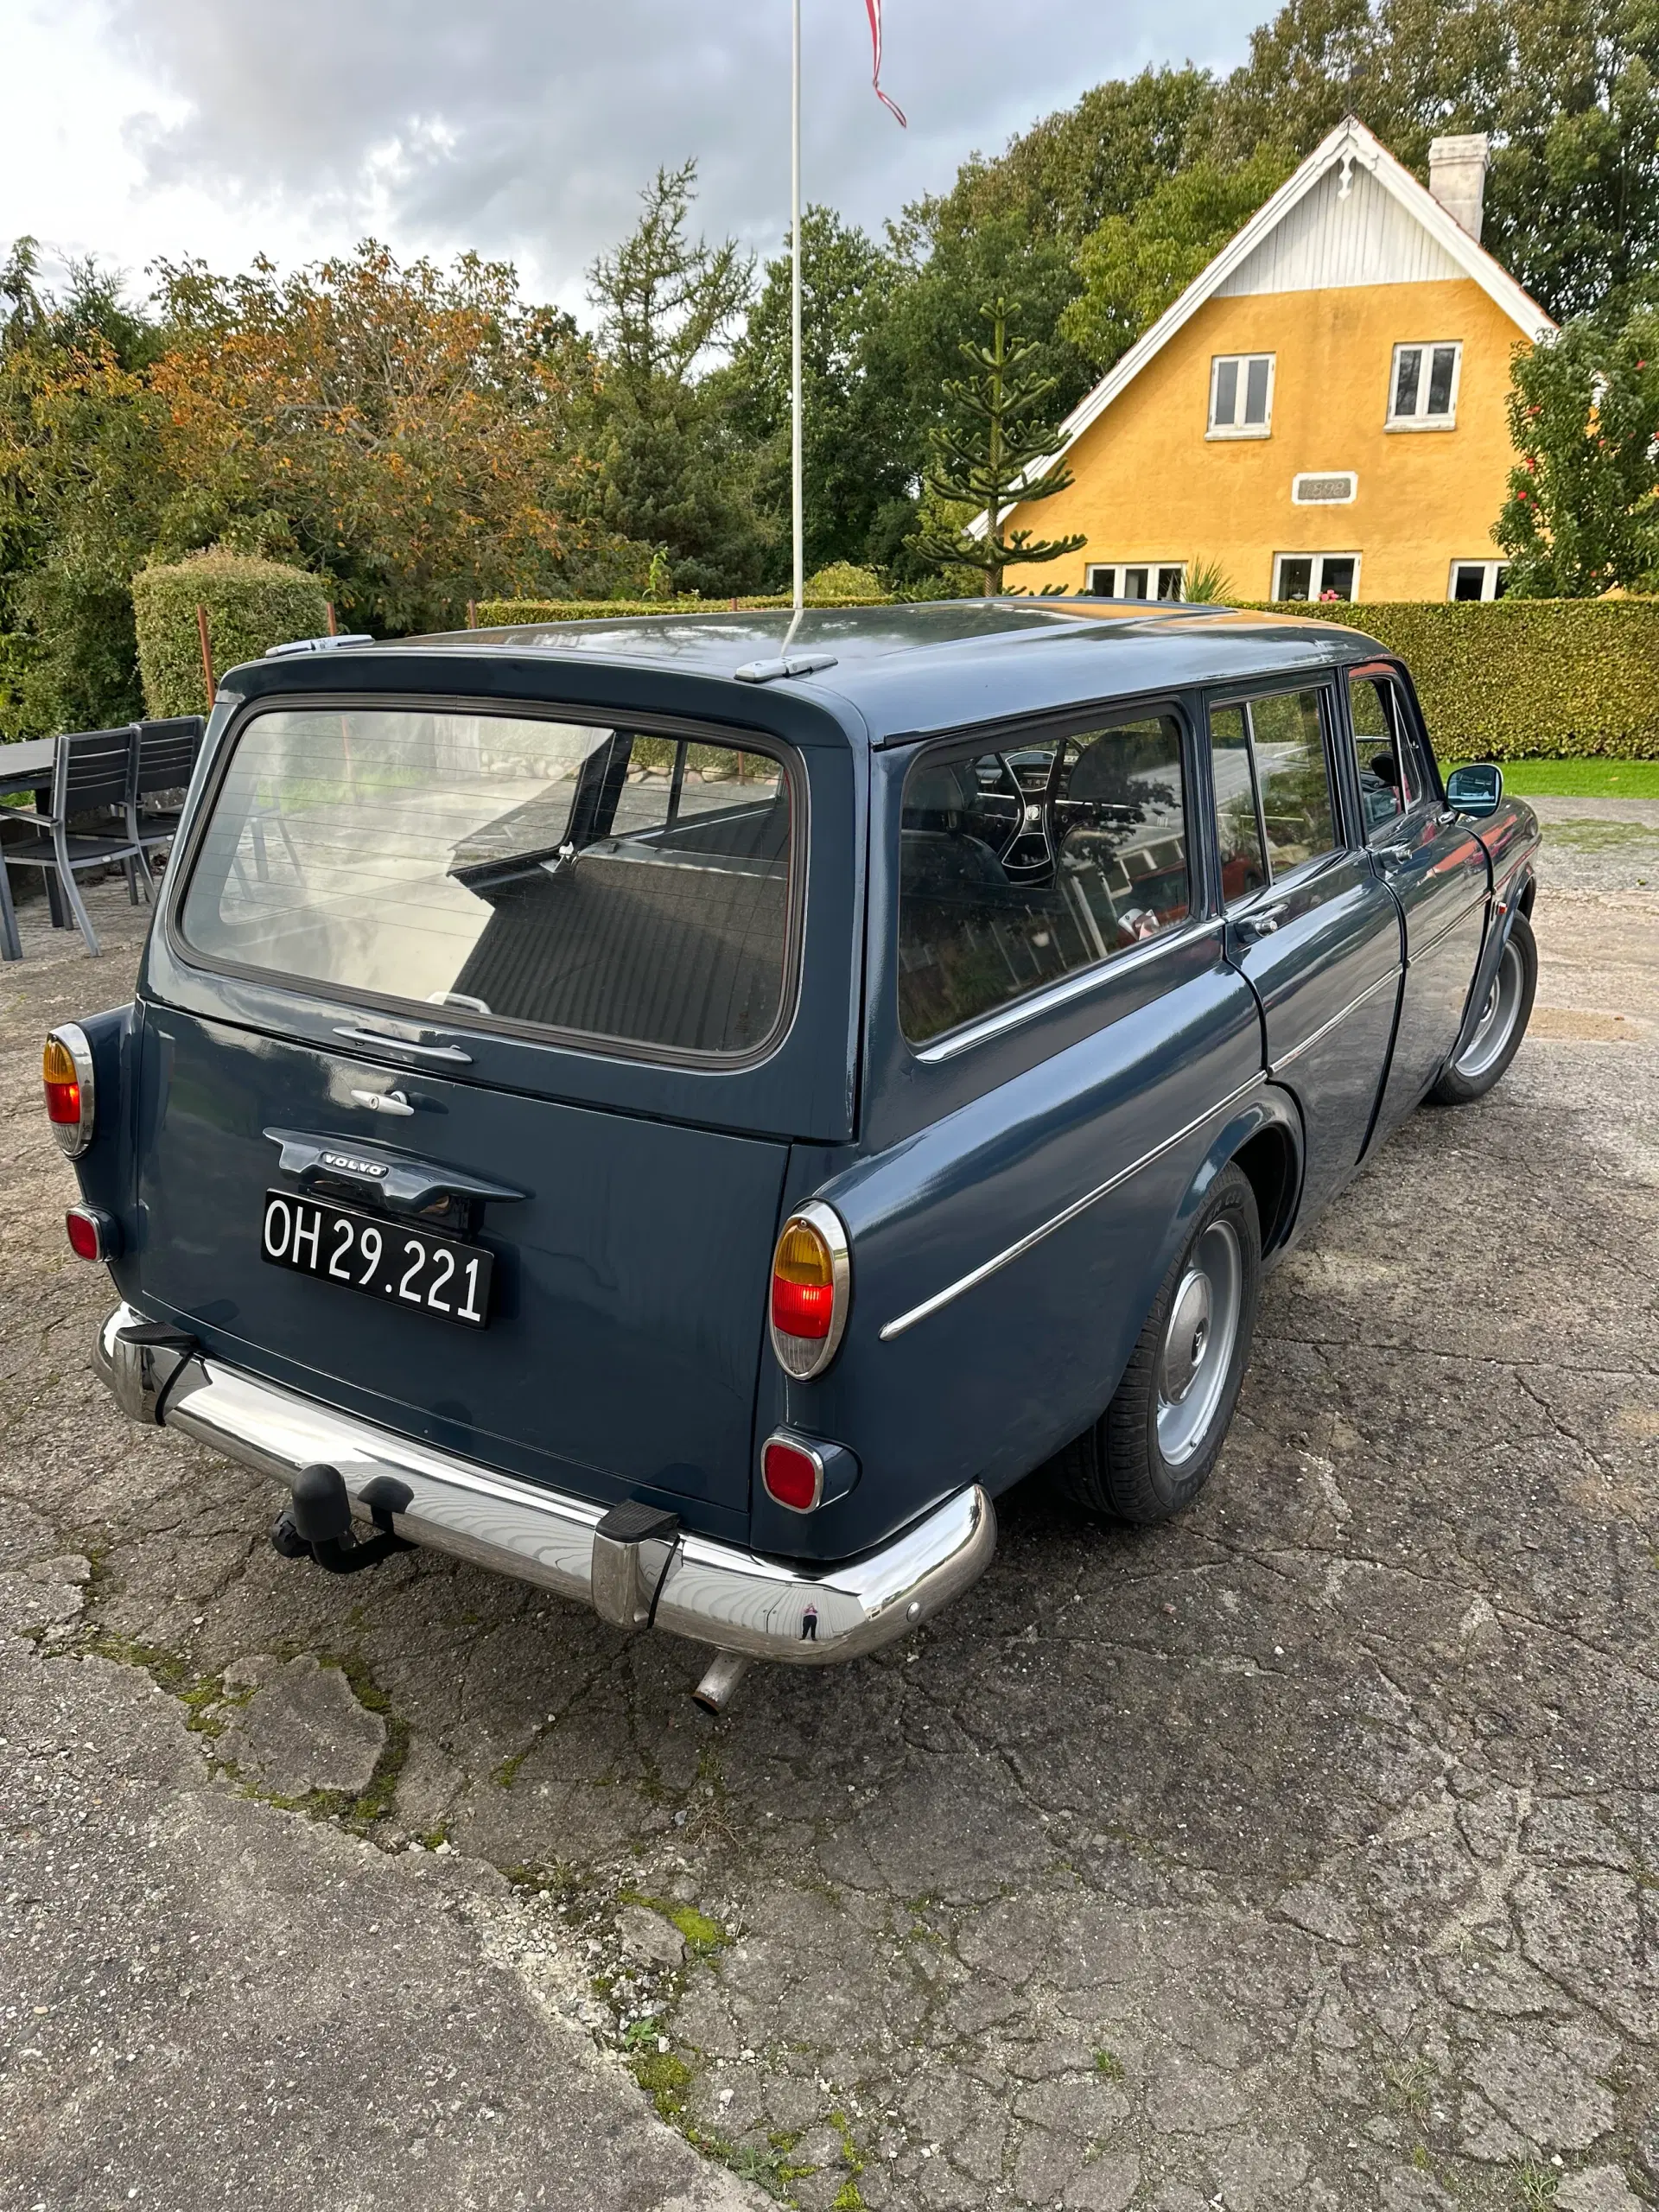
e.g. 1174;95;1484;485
898;711;1191;1046
179;705;796;1058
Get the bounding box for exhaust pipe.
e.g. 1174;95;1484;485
692;1650;751;1713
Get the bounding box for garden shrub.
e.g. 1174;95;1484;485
132;550;331;717
1245;597;1659;760
474;592;1658;762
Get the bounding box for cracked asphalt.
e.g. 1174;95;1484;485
3;794;1656;2212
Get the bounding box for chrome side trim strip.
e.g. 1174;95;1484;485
878;1072;1264;1342
93;1305;995;1666
914;919;1221;1065
1268;965;1401;1077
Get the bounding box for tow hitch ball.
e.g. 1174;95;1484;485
270;1464;414;1575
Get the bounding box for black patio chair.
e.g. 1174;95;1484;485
125;715;205;877
0;725;146;957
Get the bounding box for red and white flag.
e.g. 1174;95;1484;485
864;0;907;126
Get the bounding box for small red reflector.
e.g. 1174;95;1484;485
762;1438;822;1513
66;1207;104;1262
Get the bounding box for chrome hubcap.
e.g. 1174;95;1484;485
1454;938;1524;1081
1156;1218;1243;1466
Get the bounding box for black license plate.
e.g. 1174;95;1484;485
260;1190;494;1329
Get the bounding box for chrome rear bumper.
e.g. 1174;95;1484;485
94;1304;995;1666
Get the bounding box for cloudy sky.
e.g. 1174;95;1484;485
3;0;1250;321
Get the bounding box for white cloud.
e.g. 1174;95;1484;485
1;0;1250;315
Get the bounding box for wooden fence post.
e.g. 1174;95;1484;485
326;601;338;636
195;604;216;708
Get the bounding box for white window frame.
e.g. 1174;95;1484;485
1271;552;1363;603
1447;559;1510;602
1386;341;1463;429
1084;563;1186;601
1292;471;1358;506
1207;353;1275;440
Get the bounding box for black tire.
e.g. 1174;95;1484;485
1052;1163;1262;1525
1431;910;1537;1106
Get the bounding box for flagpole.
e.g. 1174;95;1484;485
788;0;804;643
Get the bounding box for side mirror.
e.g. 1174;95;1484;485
1446;762;1503;817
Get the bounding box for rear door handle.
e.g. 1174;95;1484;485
1234;901;1289;943
1376;842;1414;864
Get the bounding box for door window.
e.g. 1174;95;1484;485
1345;673;1423;836
898;713;1190;1045
1208;689;1339;903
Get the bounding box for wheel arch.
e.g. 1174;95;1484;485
1167;1090;1304;1272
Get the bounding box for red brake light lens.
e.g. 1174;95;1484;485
762;1437;823;1513
768;1207;849;1380
771;1219;835;1340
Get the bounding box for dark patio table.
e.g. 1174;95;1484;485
1;737;67;951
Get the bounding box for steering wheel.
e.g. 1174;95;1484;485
972;753;1055;874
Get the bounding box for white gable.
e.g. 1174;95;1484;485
1217;155;1465;296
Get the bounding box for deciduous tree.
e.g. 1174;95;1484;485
1496;309;1659;594
148;242;603;634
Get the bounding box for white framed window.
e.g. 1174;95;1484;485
1273;553;1360;602
1448;559;1510;601
1388;342;1462;428
1292;471;1357;506
1084;563;1186;601
1208;353;1274;438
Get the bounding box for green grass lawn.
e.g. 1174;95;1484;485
1491;759;1659;799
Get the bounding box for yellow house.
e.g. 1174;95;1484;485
1004;118;1556;605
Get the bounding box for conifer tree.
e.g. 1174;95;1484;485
919;300;1084;594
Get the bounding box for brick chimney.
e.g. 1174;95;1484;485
1428;133;1491;241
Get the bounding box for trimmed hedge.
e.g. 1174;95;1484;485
482;590;1658;761
475;586;895;626
1243;597;1659;761
133;551;331;717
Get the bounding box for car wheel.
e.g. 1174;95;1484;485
1431;911;1536;1106
1052;1163;1262;1525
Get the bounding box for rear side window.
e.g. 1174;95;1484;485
179;706;796;1058
898;712;1190;1046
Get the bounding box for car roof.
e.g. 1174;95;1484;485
297;600;1391;748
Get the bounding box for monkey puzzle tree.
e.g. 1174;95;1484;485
919;300;1084;595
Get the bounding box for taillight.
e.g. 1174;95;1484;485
43;1026;95;1158
768;1202;850;1379
762;1434;824;1513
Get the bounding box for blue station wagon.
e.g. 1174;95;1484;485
51;601;1539;1707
